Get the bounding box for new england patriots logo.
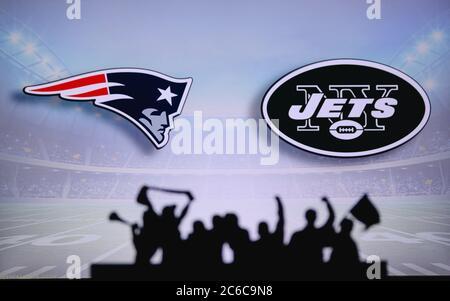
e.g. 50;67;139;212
23;68;192;148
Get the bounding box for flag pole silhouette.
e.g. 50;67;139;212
136;186;193;206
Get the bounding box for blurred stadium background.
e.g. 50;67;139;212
0;7;449;278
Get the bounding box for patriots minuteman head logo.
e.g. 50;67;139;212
24;68;192;148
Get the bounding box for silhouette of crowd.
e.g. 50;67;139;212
108;185;382;280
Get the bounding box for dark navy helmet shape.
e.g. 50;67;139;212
24;68;192;148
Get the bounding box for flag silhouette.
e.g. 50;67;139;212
350;194;380;229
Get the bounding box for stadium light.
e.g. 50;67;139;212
50;68;68;79
424;78;436;90
431;30;444;42
24;42;36;55
21;81;31;88
416;41;429;54
9;32;21;44
404;53;415;64
41;56;51;65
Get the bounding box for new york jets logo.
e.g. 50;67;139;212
261;59;431;157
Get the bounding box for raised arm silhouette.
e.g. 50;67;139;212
159;191;194;265
329;218;360;275
288;197;336;275
255;198;284;254
251;196;286;278
99;188;386;280
322;197;335;229
177;198;193;225
135;186;160;265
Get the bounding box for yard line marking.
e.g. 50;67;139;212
359;251;406;277
431;263;450;272
85;242;130;269
402;263;438;276
0;266;27;278
392;206;450;215
23;266;56;278
0;220;106;252
383;213;450;227
381;207;450;219
379;226;450;247
0;212;99;231
60;242;130;278
0;207;53;216
0;211;59;221
387;265;406;276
